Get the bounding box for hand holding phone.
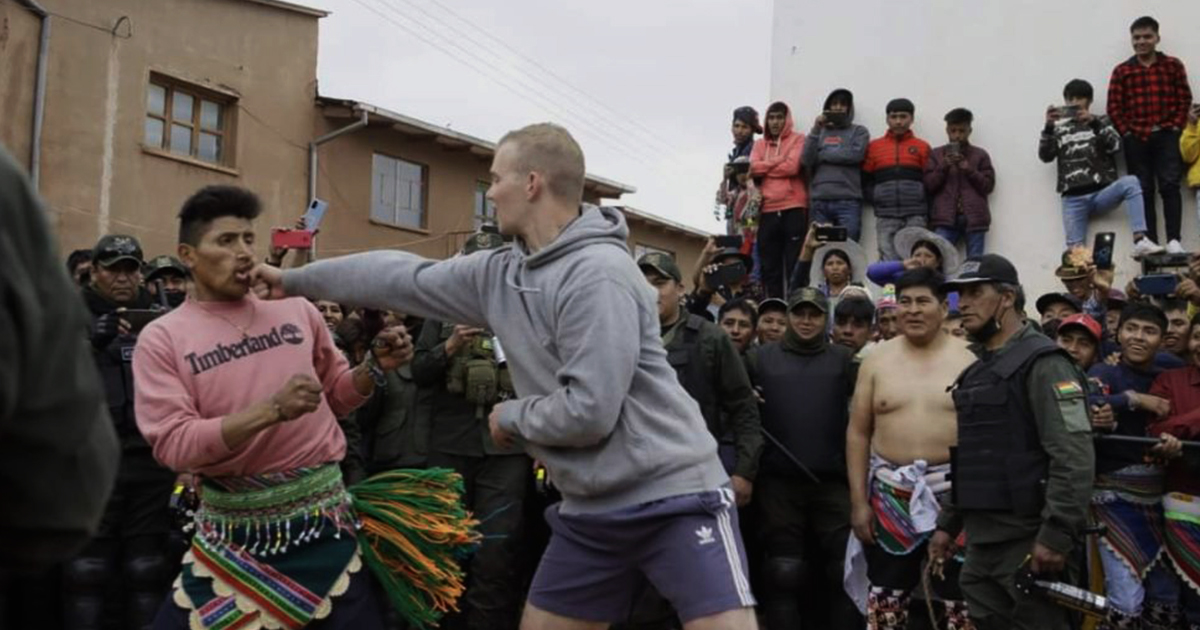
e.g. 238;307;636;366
1058;105;1081;120
1045;105;1061;124
713;235;744;249
302;199;329;232
271;228;314;250
121;308;166;333
704;261;748;290
815;225;848;242
1134;273;1180;297
1093;232;1116;270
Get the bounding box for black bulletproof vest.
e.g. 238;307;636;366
666;315;720;439
950;334;1064;516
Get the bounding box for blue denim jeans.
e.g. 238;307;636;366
1194;188;1200;228
1060;175;1147;248
810;199;862;242
876;215;927;261
934;216;986;258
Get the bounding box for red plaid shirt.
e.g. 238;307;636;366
1106;53;1193;140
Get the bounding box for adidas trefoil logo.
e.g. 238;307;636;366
695;525;716;545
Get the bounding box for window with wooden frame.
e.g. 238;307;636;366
144;75;235;166
371;153;428;230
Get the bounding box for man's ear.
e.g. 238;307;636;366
177;242;196;270
525;171;541;202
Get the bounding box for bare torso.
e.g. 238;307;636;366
868;335;976;465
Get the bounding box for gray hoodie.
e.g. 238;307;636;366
283;205;728;514
801;88;870;201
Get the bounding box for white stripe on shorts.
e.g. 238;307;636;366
716;488;754;606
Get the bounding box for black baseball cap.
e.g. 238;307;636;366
92;234;144;268
713;247;754;273
942;254;1020;290
637;252;683;283
758;297;788;315
1035;292;1083;316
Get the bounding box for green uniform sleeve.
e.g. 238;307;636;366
337;413;367;486
1026;354;1095;554
710;332;762;481
410;319;451;387
744;345;761;386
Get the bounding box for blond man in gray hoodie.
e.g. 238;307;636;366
252;124;758;630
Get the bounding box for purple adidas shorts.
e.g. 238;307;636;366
528;487;756;623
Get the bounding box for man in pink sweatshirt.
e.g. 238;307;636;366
132;186;416;629
751;101;807;299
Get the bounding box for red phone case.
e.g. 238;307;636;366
271;228;314;249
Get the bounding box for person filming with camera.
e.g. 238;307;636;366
1039;79;1164;258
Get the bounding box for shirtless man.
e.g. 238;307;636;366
846;267;977;630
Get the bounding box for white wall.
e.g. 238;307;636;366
771;0;1199;303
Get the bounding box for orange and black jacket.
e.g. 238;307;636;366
862;130;931;219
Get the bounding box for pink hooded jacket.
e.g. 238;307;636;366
750;101;807;213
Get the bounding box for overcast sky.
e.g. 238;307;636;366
311;0;771;233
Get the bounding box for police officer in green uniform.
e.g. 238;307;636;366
626;252;760;629
928;254;1095;630
638;252;762;497
69;235;177;629
411;230;529;630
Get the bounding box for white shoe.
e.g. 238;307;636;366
1131;238;1165;259
1166;239;1185;254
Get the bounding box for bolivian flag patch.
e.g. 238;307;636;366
1054;381;1083;398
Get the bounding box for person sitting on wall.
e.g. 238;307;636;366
1039;78;1164;258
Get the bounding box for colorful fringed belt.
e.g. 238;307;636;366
1091;465;1166;580
170;465;479;630
1164;492;1200;595
1094;464;1165;503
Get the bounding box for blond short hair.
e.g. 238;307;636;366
497;123;586;204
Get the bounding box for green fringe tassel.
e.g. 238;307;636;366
349;468;480;629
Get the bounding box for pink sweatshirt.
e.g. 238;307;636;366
750;102;807;213
132;296;366;477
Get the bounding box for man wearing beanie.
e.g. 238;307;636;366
863;98;932;260
803;89;871;241
751;101;808;299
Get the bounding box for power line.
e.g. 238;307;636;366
0;0;133;38
351;0;668;171
384;0;683;157
362;0;661;167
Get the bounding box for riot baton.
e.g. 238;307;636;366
1093;433;1200;450
154;279;170;310
760;427;822;484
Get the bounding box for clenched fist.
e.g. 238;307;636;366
272;374;323;421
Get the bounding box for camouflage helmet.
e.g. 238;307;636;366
462;230;506;255
143;254;189;282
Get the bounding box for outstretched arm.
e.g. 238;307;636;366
267;250;493;328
